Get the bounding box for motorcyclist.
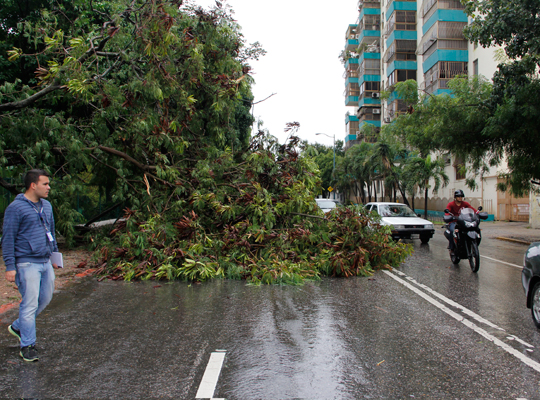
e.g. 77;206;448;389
445;189;477;254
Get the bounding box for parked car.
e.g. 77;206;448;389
364;202;435;244
316;198;339;214
522;242;540;328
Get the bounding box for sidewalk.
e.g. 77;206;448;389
479;221;540;245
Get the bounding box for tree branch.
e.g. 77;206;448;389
97;145;151;171
95;146;172;186
0;177;21;196
0;83;63;112
290;212;325;220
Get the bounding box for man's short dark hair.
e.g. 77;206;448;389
24;169;50;190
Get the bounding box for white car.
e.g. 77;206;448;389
316;198;339;213
365;202;435;244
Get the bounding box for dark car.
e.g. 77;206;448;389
522;242;540;328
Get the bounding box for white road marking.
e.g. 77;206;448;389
480;255;523;269
195;350;226;399
396;270;504;331
385;270;540;374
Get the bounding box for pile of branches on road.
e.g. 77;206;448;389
90;132;412;284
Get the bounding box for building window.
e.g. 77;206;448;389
359;81;380;97
473;59;478;76
439;61;467;79
454;156;465;180
388;69;416;86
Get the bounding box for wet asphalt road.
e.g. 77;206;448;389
1;227;539;399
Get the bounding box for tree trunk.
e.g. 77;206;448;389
424;187;429;219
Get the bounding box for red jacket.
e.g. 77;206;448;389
445;200;477;218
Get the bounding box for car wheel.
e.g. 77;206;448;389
531;282;540;329
420;235;430;244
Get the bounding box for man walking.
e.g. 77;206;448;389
2;169;59;362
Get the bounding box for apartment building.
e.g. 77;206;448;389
343;0;529;221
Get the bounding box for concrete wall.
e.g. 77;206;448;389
530;192;540;229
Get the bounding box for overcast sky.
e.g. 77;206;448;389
192;0;359;147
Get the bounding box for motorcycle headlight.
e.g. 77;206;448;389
424;224;434;229
465;221;476;228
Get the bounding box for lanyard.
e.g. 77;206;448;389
31;202;48;229
30;201;54;244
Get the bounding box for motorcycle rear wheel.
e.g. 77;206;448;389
469;241;480;273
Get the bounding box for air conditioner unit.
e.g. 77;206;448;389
372;92;380;98
356;131;361;135
373;109;381;114
384;117;391;123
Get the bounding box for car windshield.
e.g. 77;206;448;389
317;201;336;209
379;204;417;217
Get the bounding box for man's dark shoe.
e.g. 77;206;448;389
20;345;39;362
8;325;21;342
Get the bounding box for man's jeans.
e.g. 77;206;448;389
11;261;55;347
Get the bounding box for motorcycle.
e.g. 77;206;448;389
443;207;489;272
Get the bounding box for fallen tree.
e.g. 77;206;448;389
90;130;412;283
1;0;411;283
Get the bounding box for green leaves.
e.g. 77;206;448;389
7;48;23;62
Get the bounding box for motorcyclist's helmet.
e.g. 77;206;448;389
454;189;465;198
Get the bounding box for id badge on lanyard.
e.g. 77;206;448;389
34;204;54;243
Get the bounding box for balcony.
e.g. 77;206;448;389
358;58;381;77
385;10;416;37
421;0;465;22
359;0;381;10
423;60;468;95
386;68;416;88
418;21;467;57
345;81;360;106
384;39;417;63
387;99;409;119
346;114;360;137
356;106;382;124
357;33;381;52
386;0;417;20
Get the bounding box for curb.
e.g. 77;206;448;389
495;237;531;245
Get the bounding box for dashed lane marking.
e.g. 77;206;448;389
385;270;540;374
195;350;226;399
480;255;523;270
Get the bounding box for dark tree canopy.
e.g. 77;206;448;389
461;0;540;193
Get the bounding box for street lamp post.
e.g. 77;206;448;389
315;132;335;171
316;132;336;199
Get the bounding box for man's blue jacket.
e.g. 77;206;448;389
1;194;58;272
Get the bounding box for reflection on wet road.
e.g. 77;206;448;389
0;229;539;399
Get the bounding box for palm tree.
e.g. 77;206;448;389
341;142;373;203
368;141;411;207
403;155;449;219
